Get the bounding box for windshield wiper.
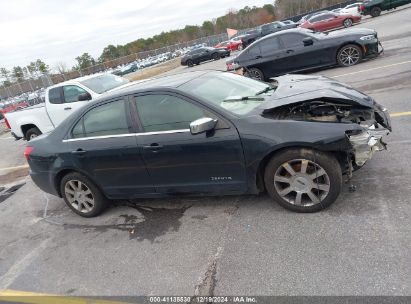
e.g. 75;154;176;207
255;86;275;95
223;96;265;103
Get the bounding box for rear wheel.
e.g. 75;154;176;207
237;44;243;51
60;172;108;217
370;6;381;17
244;67;264;81
212;52;220;60
25;127;41;141
337;44;362;67
187;60;194;67
264;148;342;213
343;18;353;28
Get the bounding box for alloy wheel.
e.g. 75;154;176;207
343;19;353;27
339;46;360;66
64;180;95;213
274;159;330;207
29;134;38;140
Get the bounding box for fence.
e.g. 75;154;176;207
1;0;356;101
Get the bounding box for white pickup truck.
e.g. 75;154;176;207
5;73;131;140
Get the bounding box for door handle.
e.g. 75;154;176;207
286;49;294;54
255;55;262;59
64;107;72;110
72;148;87;155
143;143;163;151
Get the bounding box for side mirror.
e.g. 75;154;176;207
190;117;217;135
78;92;92;101
303;37;314;46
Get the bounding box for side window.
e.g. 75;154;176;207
72;100;129;138
260;37;281;54
247;45;261;56
135;94;208;132
48;87;63;104
280;34;306;48
63;85;88;103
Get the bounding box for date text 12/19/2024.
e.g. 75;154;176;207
149;296;257;303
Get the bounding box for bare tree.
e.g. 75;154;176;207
55;61;68;74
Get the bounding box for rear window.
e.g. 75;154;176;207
48;87;62;104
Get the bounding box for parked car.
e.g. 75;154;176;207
242;21;298;47
215;40;243;51
4;74;131;141
361;0;411;17
339;2;363;15
181;47;230;67
299;12;361;31
25;70;391;217
298;10;330;24
226;28;381;81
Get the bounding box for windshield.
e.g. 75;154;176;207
80;74;129;94
180;72;276;115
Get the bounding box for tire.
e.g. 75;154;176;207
244;67;264;81
237;44;243;51
370;6;381;17
25;127;42;141
187;60;194;67
343;18;353;28
264;148;342;213
212;53;220;60
337;44;362;67
60;172;109;217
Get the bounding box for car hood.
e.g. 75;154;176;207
259;74;374;111
324;27;376;38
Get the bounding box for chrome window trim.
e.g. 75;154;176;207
62;129;190;142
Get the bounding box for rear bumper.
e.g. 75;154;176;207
30;170;59;196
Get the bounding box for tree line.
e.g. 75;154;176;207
1;0;347;87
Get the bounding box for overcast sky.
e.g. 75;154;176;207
0;0;272;71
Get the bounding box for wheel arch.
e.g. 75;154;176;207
54;168;107;198
21;124;39;138
255;144;348;193
336;42;364;63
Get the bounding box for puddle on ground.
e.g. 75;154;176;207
0;183;26;203
62;201;191;242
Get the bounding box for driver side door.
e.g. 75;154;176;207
132;92;247;195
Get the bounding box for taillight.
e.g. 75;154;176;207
4;118;11;129
24;146;34;160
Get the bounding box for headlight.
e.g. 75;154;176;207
360;34;376;41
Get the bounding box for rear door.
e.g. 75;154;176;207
47;85;91;126
132;92;247;195
67;98;154;198
257;36;287;76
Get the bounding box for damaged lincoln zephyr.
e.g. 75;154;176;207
26;71;391;217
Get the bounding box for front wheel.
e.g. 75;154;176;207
343;18;353;28
212;53;220;60
337;44;362;67
264;149;342;213
237;44;243;51
60;172;108;217
187;60;194;67
244;67;264;81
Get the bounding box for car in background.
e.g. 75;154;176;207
298;10;330;24
25;70;391;217
340;2;364;15
282;20;296;25
227;28;381;81
180;47;230;67
4;73;131;140
362;0;411;17
242;21;298;47
215;39;243;51
299;12;361;31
